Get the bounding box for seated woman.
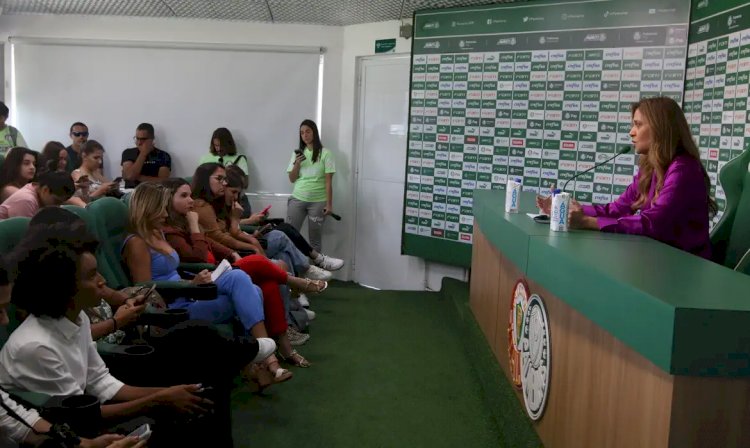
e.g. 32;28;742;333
0;256;141;448
122;182;294;385
38;141;68;174
225;164;344;272
198;127;249;174
0;147;37;203
71;140;120;204
537;97;716;259
0;229;225;447
191;163;331;281
162;177;317;364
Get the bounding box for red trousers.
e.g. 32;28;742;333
232;255;289;337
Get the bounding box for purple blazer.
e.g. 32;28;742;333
582;154;712;259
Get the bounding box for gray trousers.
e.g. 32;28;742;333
287;197;326;252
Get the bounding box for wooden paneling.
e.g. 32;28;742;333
527;279;673;448
469;226;502;356
470;226;750;448
670;376;750;448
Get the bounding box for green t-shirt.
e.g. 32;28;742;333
0;126;28;157
198;153;249;175
287;147;336;202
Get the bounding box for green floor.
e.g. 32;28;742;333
231;280;541;448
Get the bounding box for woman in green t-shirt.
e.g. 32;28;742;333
286;119;336;252
198;127;249;174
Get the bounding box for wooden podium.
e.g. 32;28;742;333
470;190;750;448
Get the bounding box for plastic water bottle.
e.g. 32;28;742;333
550;191;571;232
505;177;522;213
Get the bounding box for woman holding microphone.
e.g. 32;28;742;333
537;97;716;259
286;119;336;253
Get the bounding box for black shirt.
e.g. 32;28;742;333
65;146;81;173
120;147;172;187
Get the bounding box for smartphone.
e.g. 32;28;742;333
113;176;123;183
78;175;89;182
137;283;157;298
127;423;152;441
261;205;272;215
294;149;306;161
533;215;551;224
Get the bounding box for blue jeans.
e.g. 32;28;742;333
170;270;265;332
265;230;309;276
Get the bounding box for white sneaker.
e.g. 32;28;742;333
252;337;277;363
314;254;344;271
304;308;316;321
297;294;310;308
305;265;332;281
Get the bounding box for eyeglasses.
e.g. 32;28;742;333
72;131;89;137
211;175;227;183
133;136;152;143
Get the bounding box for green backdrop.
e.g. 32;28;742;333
401;0;750;267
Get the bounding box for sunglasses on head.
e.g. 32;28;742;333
72;131;89;137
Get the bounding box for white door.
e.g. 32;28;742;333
353;55;425;290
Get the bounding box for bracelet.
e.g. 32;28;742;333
111;317;118;332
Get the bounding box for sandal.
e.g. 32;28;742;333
250;358;293;390
302;278;328;294
279;350;311;368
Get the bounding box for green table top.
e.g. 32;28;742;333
473;189;750;377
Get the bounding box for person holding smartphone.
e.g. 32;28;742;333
286;119;336;253
72;140;121;203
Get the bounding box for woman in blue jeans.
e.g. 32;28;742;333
122;182;293;386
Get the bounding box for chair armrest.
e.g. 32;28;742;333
136;309;190;327
134;281;218;301
735;248;750;275
178;262;217;273
4;389;52;410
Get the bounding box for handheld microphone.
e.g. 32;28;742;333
562;146;631;193
330;213;342;221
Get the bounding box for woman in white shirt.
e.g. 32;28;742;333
71;141;119;203
0;231;228;447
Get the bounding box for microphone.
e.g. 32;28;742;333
330;213;342;221
562;146;631;193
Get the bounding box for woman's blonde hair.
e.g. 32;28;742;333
128;182;171;253
631;97;716;214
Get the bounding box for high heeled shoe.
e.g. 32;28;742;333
279;350;311;368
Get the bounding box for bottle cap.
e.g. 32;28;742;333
553;189;561;195
515;177;522;183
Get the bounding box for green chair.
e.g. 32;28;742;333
86;198;215;300
710;150;750;274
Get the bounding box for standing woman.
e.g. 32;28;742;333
287;119;336;252
0;147;37;203
199;128;249;174
537;97;716;259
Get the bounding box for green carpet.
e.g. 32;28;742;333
231;280;541;448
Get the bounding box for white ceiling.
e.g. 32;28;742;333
0;0;518;27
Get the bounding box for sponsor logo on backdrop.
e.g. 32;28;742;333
509;280;530;388
423;21;440;29
521;294;551;421
423;41;441;49
603;10;628;18
497;37;517;46
697;0;708;8
487;18;508;25
584;33;607;42
698;23;710;35
452;20;475;27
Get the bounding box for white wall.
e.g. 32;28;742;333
338;21;468;289
0;15;467;288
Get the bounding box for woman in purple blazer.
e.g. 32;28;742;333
538;97;716;259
